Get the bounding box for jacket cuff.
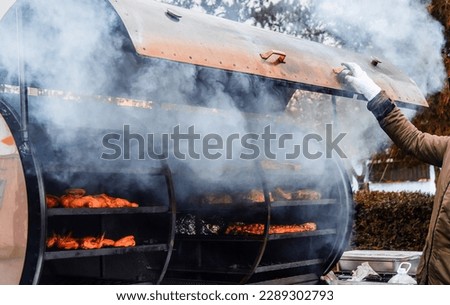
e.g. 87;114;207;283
366;91;395;121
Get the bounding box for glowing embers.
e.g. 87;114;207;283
46;233;136;250
46;188;139;208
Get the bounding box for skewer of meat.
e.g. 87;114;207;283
225;222;317;235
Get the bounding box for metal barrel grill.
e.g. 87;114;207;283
0;0;426;285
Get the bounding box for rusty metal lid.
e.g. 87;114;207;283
108;0;427;107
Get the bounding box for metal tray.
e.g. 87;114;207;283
338;250;422;275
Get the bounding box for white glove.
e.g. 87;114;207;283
339;62;381;101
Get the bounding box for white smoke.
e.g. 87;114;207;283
0;0;325;192
2;0;442;193
311;0;446;96
277;0;446;190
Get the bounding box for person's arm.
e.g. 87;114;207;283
339;62;448;167
370;91;448;167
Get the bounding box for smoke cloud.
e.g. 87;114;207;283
311;0;446;96
279;0;446;189
1;0;443;194
0;0;332;198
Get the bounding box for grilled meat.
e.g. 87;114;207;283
60;195;75;208
94;194;110;207
60;189;85;208
272;187;292;201
69;195;98;208
200;193;233;204
46;194;60;208
234;189;273;203
109;197;139;208
114;235;136;247
93;194;138;208
46;234;58;248
225;223;265;235
56;234;79;250
79;235;115;249
80;236;103;249
48;190;139;208
101;238;116;247
291;189;321;200
269;223;317;234
225;222;317;235
47;233;135;250
260;160;301;171
196;188;320;205
272;187;321;201
65;188;86;197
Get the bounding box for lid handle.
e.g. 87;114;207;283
260;50;286;64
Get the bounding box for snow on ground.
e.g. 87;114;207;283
352;166;436;194
369;180;436;194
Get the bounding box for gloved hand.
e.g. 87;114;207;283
339;62;381;101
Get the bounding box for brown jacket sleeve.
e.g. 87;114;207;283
370;92;449;168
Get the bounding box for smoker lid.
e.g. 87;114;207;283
108;0;427;107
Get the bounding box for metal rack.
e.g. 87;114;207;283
165;160;352;285
41;164;177;285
